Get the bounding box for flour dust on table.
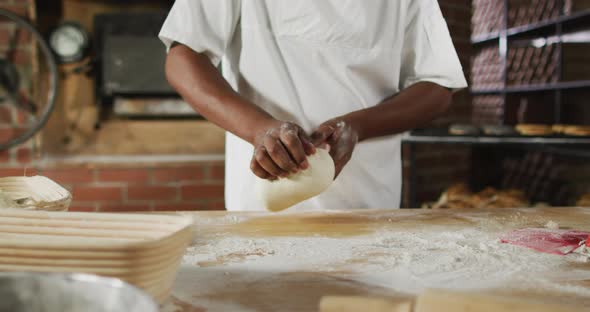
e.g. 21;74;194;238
161;209;590;311
172;226;590;310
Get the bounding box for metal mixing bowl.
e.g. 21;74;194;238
0;272;158;312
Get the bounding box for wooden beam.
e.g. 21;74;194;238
50;120;225;156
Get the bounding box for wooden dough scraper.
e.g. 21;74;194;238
319;289;587;312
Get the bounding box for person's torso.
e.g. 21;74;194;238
224;1;407;211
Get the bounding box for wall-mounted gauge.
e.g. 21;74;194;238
49;22;89;63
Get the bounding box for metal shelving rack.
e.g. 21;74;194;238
403;133;590;145
402;2;590;208
471;8;590;45
469;5;590;123
471;80;590;94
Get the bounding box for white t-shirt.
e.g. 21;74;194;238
160;0;467;211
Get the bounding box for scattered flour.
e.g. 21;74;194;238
574;243;590;263
182;227;590;297
545;220;560;230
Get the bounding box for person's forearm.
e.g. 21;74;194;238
165;44;275;144
341;82;453;142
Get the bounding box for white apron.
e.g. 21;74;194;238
160;0;467;211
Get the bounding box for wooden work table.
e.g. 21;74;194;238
161;208;590;312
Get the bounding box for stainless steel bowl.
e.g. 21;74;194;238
0;272;158;312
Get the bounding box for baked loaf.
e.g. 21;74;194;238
427;183;530;209
516;124;553;136
449;124;480;135
562;125;590;137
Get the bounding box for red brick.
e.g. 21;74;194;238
97;168;149;183
68;204;96;212
22;167;37;176
0;48;30;65
16;110;30;125
0;167;36;177
127;186;177;201
98;203;152;212
0;106;13;124
153;202;205;211
181;184;224;200
0;28;11;47
0;26;31;47
42;168;94;184
14;28;30;45
72;186;123;202
209;164;225;180
0;127;25;142
1;5;28;17
16;147;30;163
153;166;204;183
11;48;30;65
0;150;10;162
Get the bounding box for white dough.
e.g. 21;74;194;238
256;148;335;212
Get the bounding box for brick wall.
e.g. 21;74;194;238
40;162;225;212
0;160;226;212
0;1;226;212
401;0;473;207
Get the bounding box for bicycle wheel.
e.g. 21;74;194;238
0;8;58;150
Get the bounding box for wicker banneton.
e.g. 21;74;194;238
0;209;194;303
0;176;71;211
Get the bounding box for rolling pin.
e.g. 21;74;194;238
319;289;584;312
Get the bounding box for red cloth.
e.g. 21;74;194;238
500;228;590;255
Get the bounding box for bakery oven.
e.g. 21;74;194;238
94;12;197;118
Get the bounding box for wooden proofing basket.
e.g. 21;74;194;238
0;209;193;303
0;176;71;211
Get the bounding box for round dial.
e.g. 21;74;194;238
49;22;88;63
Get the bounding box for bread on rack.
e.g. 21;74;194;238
428;183;474;209
516;124;553;136
449;124;480;136
427;184;530;209
562;126;590;137
552;124;567;134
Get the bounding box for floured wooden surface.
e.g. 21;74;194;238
162;208;590;312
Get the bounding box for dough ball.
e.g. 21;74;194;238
256;148;335;212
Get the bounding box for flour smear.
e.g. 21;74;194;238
182;225;590;298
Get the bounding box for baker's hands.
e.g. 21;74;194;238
311;118;359;179
250;120;316;180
